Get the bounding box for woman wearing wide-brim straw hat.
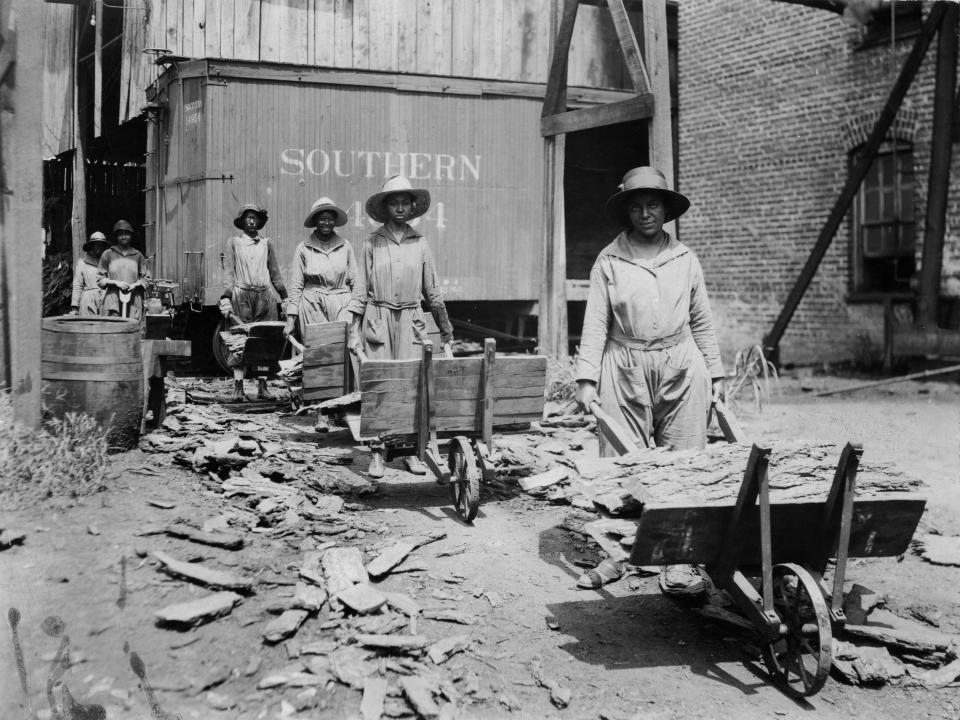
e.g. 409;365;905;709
345;175;455;478
97;220;151;323
283;197;358;429
572;166;725;589
69;231;110;316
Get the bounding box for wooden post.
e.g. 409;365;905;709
642;0;673;186
917;2;958;329
539;0;571;359
94;0;102;138
0;0;45;427
763;3;947;363
71;3;87;260
478;339;495;448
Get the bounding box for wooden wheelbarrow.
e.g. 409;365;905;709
628;441;926;697
344;339;547;523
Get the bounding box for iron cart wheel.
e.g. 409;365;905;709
448;436;480;523
212;318;233;374
761;562;833;698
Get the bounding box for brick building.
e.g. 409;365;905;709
676;0;959;366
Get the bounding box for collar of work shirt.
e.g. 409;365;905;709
607;231;687;270
306;232;344;254
375;224;422;244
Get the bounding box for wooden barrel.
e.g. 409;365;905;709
41;316;143;450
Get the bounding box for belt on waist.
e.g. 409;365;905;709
609;326;690;351
304;286;350;295
368;298;420;310
235;284;270;292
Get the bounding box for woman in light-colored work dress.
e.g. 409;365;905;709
574;166;725;589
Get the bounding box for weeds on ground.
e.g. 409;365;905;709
0;391;109;509
545;355;578;405
727;344;779;413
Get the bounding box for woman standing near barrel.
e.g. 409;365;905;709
98;220;150;323
69;231;109;316
574;166;725;589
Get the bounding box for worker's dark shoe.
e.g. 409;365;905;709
257;378;275;400
368;450;385;479
314;411;330;433
404;455;427;476
232;380;248;402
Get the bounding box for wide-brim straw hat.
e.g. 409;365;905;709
304;197;348;228
233;203;269;230
83;231;109;253
365;175;430;224
112;220;136;236
605;166;690;226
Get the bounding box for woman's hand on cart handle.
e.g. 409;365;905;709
351;346;368;363
711;377;726;404
283;315;296;339
575;380;598;413
442;342;454;359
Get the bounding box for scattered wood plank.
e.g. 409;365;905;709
422;609;474;625
383;591;422;617
842;609;960;654
914;534;960;566
263;609;309;644
164;524;244;550
366;541;418;578
354;634;429;650
155;592;242;628
146;499;176;510
294;581;327;612
152;551;254;592
518;466;569;493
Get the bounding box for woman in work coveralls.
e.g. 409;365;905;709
347;175;455;479
574;166;725;590
284;197;358;431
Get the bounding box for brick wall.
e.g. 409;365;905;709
677;0;959;366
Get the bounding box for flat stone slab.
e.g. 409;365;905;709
337;583;387;615
155;591;242;628
152;550;253;592
263;609;309;644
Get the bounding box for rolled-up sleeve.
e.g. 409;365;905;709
71;262;84;307
688;257;724;379
222;238;237;299
575;260;611;384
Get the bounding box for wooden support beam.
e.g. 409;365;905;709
763;3;947;362
541;0;579;118
917;2;958;328
540;94;654;136
93;0;102;137
642;0;672;182
607;0;650;94
1;0;44;427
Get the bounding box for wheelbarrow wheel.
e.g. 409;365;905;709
448;436;480;523
761;562;832;698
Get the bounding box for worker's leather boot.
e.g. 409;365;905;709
232;380;248;402
368;449;385;479
404;455;427;476
257;378;275;400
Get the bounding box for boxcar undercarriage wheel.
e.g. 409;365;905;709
448;436;480;523
212;318;233;374
761;562;833;698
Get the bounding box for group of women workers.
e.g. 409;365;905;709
218;175;455;478
70;220;150;322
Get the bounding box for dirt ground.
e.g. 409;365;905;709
2;371;959;720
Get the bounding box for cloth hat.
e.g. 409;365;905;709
605;166;690;226
113;220;135;236
233;203;269;230
365;175;430;224
304;197;348;228
83;231;109;252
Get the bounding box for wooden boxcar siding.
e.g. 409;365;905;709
156;75;208;304
121;0;632;122
163;74;544;304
